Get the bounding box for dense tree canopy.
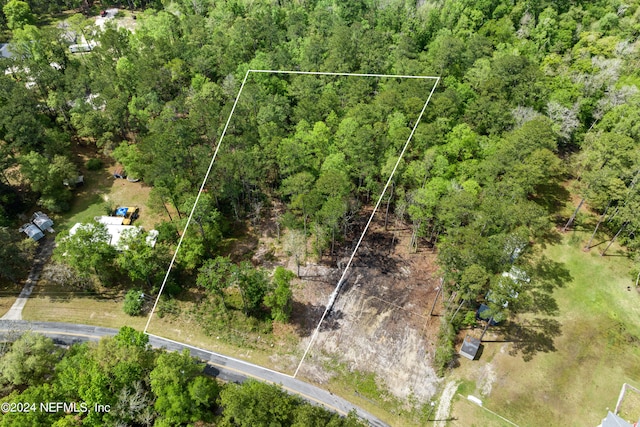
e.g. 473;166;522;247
0;329;366;426
53;222;116;282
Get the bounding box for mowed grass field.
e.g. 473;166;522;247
0;282;18;316
450;230;640;427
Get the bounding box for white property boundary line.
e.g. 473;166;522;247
293;75;439;377
250;69;439;79
144;69;440;378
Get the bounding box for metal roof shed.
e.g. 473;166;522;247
20;223;44;241
460;335;481;360
600;411;634;427
113;167;126;179
32;211;54;232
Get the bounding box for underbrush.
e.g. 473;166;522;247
190;296;275;350
434;318;457;376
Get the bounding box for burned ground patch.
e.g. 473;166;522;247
289;215;443;402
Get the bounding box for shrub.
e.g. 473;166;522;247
85;158;103;171
104;202;115;216
462;310;477;328
152;277;181;297
123;289;144;316
165;280;182;296
434;321;456;376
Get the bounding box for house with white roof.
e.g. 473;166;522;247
69;217;157;251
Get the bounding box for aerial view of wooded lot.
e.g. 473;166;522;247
1;0;640;426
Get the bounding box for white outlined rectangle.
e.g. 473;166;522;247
143;69;440;378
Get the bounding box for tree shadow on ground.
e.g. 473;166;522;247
528;291;559;316
30;279;105;303
585;239;607;250
600;250;630;258
320;309;344;332
42;288;120;304
36;292;73;303
538;227;564;247
502;318;562;361
534;254;573;284
534;182;571;217
532;181;571;246
525;255;573;316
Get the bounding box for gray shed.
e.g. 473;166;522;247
601;411;634;427
460;335;481;360
32;211;54;232
20;223;44;241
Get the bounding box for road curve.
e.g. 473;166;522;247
0;320;389;427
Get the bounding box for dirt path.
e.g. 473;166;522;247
1;238;55;320
433;380;458;427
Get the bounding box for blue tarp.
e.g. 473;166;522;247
115;207;128;216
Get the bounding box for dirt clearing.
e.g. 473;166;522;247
288;213;443;403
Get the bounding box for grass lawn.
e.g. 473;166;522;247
21;280;279;368
1;152;167;317
0;281;21;317
22;272;293;370
449;230;640;427
448;392;513;427
619;386;640;422
55;171;111;233
21;284;289;377
54;153;168;233
21;279;141;328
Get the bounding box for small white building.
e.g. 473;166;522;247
69;41;97;53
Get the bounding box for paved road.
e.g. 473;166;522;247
1;238;56;320
0;320;389;427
